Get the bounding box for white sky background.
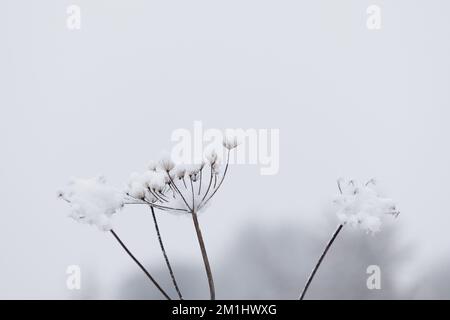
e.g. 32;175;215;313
0;0;449;298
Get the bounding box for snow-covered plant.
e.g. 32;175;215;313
58;176;124;231
123;140;238;300
59;136;239;300
59;139;400;301
298;178;400;300
334;178;400;234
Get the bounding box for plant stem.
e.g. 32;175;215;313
150;207;183;300
299;224;344;300
190;177;195;210
201;150;230;207
198;169;202;195
110;229;171;300
191;211;215;300
166;172;192;211
201;169;213;203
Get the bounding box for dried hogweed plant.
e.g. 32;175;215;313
298;178;400;300
59;133;400;300
58;135;239;300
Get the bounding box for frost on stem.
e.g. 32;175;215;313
58;176;125;231
334;178;400;234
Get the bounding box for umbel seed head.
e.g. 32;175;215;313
159;156;175;172
223;135;239;150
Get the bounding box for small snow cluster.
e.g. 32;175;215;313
127;169;169;201
334;179;399;234
59;176;125;231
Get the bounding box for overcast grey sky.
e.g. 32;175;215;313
1;1;449;299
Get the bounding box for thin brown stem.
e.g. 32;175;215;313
191;211;215;300
190;177;195;211
124;195;189;213
166;172;192;211
337;179;343;194
200;150;230;208
157;191;169;201
110;229;171;300
299;224;344;300
198;168;203;195
149;188;166;203
201;168;213;203
150;207;183;300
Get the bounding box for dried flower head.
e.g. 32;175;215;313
159;154;176;172
60;176;124;231
223;134;239;150
334;178;399;234
205;149;219;165
174;165;186;180
121;143;238;214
